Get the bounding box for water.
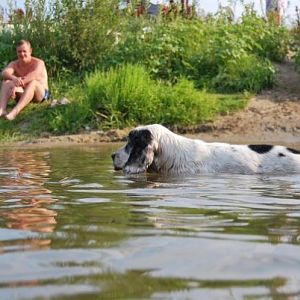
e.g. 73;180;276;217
0;144;300;300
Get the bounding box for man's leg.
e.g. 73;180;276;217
0;80;14;117
5;80;45;121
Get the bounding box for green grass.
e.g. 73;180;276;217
0;64;250;142
0;1;293;142
83;64;250;129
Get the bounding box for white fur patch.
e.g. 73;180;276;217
112;124;300;175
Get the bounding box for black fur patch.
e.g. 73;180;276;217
125;143;132;154
287;147;300;154
126;129;152;165
128;129;152;148
248;144;273;154
278;153;285;157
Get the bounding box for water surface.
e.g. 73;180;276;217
0;144;300;299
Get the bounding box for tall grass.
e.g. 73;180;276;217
85;64;160;127
83;64;248;129
212;54;276;92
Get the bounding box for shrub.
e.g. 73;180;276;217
104;11;287;92
237;7;290;62
5;0;121;76
85;64;160;128
212;54;276;92
186;9;286;91
291;24;300;73
0;30;15;70
296;53;300;73
1;1;291;92
84;64;248;128
157;78;217;125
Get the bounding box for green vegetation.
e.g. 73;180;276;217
84;64;244;128
0;0;298;141
292;28;300;72
291;7;300;72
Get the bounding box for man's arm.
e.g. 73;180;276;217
2;62;24;87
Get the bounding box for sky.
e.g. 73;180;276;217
0;0;299;23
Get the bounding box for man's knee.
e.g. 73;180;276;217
25;80;42;97
1;80;14;89
26;79;39;89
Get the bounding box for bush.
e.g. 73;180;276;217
85;63;160;128
5;0;121;76
157;78;217;125
103;10;286;92
237;7;290;62
291;24;300;73
84;64;248;128
186;9;286;91
1;1;291;92
212;54;276;92
0;30;15;70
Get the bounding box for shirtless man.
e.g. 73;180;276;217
0;39;49;121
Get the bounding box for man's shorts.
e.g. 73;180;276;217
42;90;51;102
15;89;51;102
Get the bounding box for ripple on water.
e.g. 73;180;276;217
0;147;300;299
76;198;111;204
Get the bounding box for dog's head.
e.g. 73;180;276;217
112;127;158;174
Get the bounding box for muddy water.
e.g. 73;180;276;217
0;143;300;299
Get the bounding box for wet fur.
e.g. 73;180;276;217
112;124;300;175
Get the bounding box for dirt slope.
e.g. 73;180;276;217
191;61;300;144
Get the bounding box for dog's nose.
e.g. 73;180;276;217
111;153;116;160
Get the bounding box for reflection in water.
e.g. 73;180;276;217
0;150;57;252
6;207;56;233
0;145;300;299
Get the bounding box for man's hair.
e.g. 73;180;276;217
16;39;32;49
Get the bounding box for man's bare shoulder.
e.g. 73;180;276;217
32;57;46;66
6;60;19;69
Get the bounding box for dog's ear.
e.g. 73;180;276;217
128;129;151;147
124;129;154;174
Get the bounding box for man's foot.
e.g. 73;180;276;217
4;112;16;121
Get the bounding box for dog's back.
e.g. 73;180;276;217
112;124;300;175
204;142;300;174
148;125;300;174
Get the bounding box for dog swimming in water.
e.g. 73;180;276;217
112;124;300;175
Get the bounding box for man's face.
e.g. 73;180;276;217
16;43;32;63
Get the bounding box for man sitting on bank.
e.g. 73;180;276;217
0;39;49;121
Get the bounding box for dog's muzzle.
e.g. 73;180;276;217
111;151;127;171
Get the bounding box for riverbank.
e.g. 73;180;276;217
4;61;300;148
189;61;300;144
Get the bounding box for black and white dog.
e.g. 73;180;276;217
112;124;300;175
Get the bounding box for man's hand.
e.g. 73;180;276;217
12;76;24;87
10;77;24;99
10;85;24;99
13;77;24;86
